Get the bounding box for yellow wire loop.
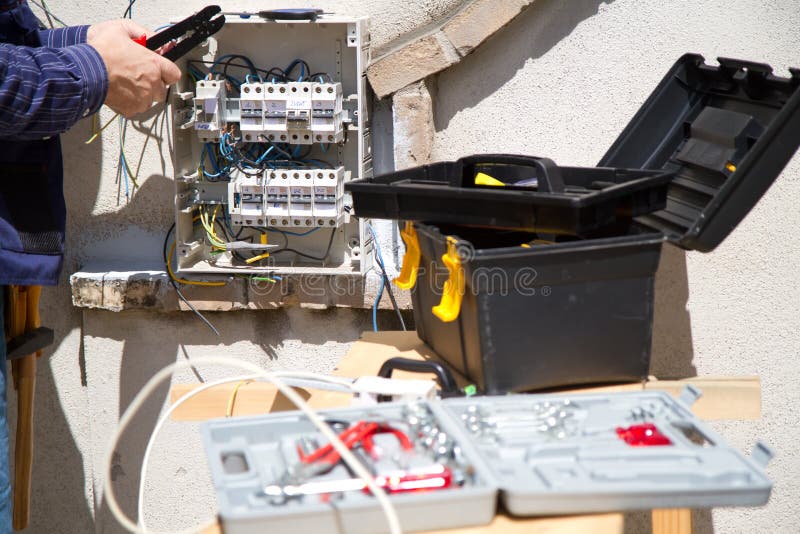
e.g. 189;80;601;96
226;380;253;417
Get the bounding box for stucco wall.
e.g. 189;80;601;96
10;1;799;533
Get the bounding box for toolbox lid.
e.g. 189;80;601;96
600;54;800;252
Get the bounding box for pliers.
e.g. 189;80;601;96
291;420;415;481
133;5;226;61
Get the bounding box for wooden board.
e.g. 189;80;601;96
201;512;624;534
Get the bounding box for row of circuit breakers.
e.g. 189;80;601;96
193;79;346;228
194;79;344;144
229;168;345;228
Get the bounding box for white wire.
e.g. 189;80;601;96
137;371;359;531
104;357;402;534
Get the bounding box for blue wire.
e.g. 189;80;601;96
119;117;129;199
367;224;387;332
255;145;275;163
204;144;221;173
373;270;385;332
154;23;173;32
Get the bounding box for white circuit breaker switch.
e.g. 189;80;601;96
313;168;345;227
264;83;288;142
194;79;227;142
286;82;314;144
289;170;315;227
229;176;265;227
266;170;291;227
261;82;343;144
311;82;343;144
239;83;265;141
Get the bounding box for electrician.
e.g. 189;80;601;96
0;1;181;530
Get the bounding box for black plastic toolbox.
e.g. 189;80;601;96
377;54;800;393
346;155;673;235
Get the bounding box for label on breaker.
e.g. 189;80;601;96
266;101;287;113
288;98;311;109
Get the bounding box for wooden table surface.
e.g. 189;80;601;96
174;331;760;534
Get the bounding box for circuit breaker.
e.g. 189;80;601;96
171;14;372;276
193;79;227;142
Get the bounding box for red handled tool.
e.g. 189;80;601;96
292;420;415;481
263;464;454;499
132;5;225;61
616;423;672;446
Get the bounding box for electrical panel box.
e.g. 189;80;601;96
171;14;372;276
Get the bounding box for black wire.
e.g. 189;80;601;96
163;223;221;336
187;60;287;80
269;228;337;261
123;0;136;19
220;55;258;80
308;72;333;82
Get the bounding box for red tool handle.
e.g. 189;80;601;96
132;34;147;46
368;466;454;494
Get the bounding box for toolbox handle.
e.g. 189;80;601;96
460;154;565;193
394;221;421;290
377;357;461;399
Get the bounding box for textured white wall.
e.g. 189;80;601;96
12;1;799;533
433;1;800;533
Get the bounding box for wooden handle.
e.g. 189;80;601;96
7;286;42;531
12;355;35;530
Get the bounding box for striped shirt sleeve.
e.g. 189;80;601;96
37;25;90;48
0;41;108;140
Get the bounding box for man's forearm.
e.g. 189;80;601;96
0;42;108;140
37;25;90;48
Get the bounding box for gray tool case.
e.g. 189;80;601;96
202;388;772;534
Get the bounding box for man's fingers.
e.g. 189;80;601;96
158;57;182;85
152;82;168;104
119;19;153;39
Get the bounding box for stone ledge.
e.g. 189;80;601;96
367;0;535;98
443;0;533;56
70;263;412;312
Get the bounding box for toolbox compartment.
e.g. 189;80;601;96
202;391;773;532
347;155;673;236
438;391;773;515
412;223;663;392
392;54;800;393
202;403;497;534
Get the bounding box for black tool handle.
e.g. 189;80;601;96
377;357;461;400
6;327;54;361
461;154;565;193
259;9;323;21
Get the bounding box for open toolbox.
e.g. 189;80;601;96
202;388;773;534
357;54;800;393
345;155;673;235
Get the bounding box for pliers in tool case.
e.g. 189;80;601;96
291;420;415;481
132;5;225;61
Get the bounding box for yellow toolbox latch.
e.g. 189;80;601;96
394;221;421;290
432;237;465;323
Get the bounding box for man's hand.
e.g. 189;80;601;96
87;20;182;118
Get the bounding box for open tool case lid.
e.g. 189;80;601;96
345;155;673;236
435;389;773;516
601;54;800;252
